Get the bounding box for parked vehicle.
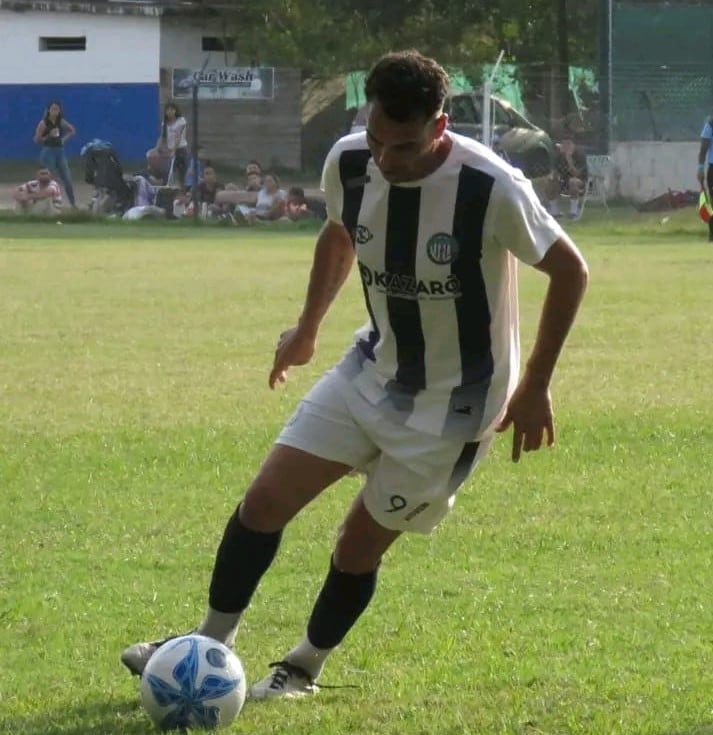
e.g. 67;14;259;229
445;93;556;179
348;93;555;180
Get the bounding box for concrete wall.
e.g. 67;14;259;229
610;141;699;203
0;9;160;160
159;16;233;70
160;68;302;171
159;18;302;170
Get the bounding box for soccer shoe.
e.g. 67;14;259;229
120;634;181;677
248;660;318;700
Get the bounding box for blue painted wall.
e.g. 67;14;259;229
0;83;160;162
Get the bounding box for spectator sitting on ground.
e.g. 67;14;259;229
284;186;312;220
283;186;327;222
547;135;588;219
216;160;265;211
176;165;227;219
14;168;62;215
237;173;287;223
244;160;263;191
136;148;167;186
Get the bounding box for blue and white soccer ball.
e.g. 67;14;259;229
140;634;247;731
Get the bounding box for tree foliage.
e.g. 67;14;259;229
221;0;599;77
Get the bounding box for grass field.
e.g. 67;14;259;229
1;210;712;735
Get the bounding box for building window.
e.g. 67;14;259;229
39;36;87;52
202;36;235;52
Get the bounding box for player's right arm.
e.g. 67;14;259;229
268;220;355;389
269;136;359;390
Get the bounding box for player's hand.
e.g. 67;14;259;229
495;378;555;462
697;170;705;185
268;326;316;390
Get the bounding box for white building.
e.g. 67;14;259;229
0;1;298;165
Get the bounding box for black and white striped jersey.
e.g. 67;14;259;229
321;131;564;440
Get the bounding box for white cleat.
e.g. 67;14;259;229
248;660;318;700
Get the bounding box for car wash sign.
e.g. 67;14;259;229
172;67;275;100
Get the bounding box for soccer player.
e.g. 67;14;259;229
122;50;589;699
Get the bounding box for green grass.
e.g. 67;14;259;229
1;208;712;734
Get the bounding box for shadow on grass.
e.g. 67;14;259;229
0;697;150;735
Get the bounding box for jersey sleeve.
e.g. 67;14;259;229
489;169;565;265
701;120;713;139
320;142;345;224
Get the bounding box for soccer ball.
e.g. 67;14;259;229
140;634;247;730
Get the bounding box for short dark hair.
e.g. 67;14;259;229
364;50;450;123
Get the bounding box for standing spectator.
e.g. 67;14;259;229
158;103;189;187
547;136;588;220
697;115;713;241
33;101;76;207
13;167;62;215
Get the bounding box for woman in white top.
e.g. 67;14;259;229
254;173;287;220
158;103;189;187
237;173;287;223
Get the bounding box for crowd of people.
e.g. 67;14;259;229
12;100;326;224
13;98;601;227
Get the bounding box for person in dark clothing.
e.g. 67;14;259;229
33;101;77;207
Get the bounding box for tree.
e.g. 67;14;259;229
216;0;598;83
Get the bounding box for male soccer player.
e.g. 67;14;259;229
122;50;589;699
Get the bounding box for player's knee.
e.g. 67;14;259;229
239;480;290;532
333;536;381;574
332;518;394;574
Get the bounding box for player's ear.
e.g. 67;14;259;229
433;113;448;138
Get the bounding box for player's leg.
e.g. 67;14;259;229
250;424;495;700
248;492;399;699
121;369;377;676
194;444;353;647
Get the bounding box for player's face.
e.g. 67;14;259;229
366;102;448;183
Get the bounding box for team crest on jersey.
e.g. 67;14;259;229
426;233;459;264
353;225;373;245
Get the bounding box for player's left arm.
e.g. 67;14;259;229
497;235;589;461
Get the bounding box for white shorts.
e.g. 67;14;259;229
276;369;493;534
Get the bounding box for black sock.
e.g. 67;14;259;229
208;504;282;613
306;557;378;649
